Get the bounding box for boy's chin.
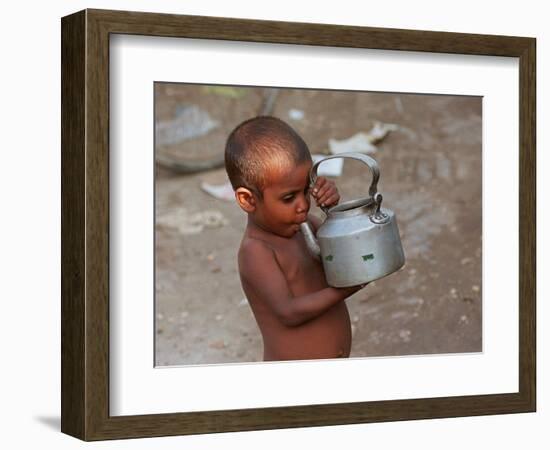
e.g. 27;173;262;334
254;219;301;238
268;224;300;238
283;224;301;237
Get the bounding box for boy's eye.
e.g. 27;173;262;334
282;195;295;203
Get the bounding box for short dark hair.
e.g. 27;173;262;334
224;116;312;195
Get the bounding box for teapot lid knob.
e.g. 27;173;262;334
371;193;390;224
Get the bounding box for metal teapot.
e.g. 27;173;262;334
301;152;405;287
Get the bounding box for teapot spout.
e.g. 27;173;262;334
300;222;321;260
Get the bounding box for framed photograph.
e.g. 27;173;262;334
61;9;536;441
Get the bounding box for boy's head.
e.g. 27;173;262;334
225;116;312;196
225;116;313;237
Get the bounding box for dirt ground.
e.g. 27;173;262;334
154;84;482;366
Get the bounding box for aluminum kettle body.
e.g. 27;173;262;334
301;153;405;288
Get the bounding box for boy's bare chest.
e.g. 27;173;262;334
272;233;326;290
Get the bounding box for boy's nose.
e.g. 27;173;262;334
296;193;310;213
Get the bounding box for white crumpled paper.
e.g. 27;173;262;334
328;121;399;155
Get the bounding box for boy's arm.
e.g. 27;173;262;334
239;239;362;327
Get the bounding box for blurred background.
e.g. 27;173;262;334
154;83;482;366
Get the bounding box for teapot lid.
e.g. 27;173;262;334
327;197;374;214
326;193;390;224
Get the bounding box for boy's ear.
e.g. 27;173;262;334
235;187;257;213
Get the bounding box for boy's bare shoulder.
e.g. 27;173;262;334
239;235;273;255
238;235;277;271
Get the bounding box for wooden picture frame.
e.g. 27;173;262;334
61;8;536;441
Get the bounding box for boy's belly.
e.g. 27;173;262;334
262;302;352;361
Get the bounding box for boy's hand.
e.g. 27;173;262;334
329;282;368;302
311;176;340;208
338;283;368;296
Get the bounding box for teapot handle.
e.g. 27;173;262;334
310;152;380;214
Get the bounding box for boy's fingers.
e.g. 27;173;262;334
315;183;331;200
319;193;340;207
317;191;334;205
312;177;326;194
317;184;338;201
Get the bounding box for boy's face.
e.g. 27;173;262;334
253;161;312;238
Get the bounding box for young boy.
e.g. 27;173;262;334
225;116;365;361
